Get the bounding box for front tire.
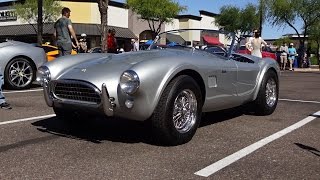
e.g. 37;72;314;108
4;57;35;89
151;75;203;145
252;70;279;115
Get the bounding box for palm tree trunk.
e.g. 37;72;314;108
98;0;109;53
317;42;320;70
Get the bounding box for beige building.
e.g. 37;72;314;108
0;0;225;50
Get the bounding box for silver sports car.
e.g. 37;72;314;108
37;29;280;145
0;40;47;89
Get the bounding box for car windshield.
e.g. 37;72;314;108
149;29;235;57
239;46;246;50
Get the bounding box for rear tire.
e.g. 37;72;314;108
151;75;203;145
252;70;279;115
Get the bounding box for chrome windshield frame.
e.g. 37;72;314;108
148;29;236;58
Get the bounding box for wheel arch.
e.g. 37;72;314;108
173;69;206;104
253;67;279;101
133;66;207;121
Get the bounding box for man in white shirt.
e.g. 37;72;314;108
279;43;288;70
131;38;139;51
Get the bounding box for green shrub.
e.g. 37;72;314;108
310;56;319;65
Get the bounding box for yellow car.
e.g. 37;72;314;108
41;44;77;61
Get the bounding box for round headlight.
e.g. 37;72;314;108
36;66;51;85
120;70;140;95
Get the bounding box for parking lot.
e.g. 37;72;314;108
0;71;319;179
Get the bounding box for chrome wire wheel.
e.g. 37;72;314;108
265;78;277;107
172;89;198;133
8;60;33;88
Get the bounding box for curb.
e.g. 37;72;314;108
292;68;320;72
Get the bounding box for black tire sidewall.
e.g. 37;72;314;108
152;75;203;145
255;70;279;115
4;58;34;90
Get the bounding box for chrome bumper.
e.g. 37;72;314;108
43;80;53;107
43;81;114;117
101;83;114;116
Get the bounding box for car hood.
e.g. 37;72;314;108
55;49;186;87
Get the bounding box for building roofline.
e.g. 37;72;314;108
176;15;202;21
60;0;126;8
0;0;126;8
0;0;17;6
264;39;278;41
199;10;219;17
282;33;308;37
0;23;137;38
109;1;126;8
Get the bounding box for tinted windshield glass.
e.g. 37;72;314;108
150;29;235;57
262;46;274;53
239;46;246;50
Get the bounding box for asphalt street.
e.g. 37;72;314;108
0;71;319;179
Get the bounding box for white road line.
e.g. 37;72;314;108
313;111;320;117
279;98;320;104
3;88;43;94
0;114;56;126
195;111;320;177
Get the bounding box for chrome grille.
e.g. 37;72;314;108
51;80;101;104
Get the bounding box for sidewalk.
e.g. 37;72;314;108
293;68;319;72
292;65;320;72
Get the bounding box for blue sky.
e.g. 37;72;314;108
0;0;303;39
177;0;303;39
118;0;303;39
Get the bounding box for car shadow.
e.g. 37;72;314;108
200;106;246;127
3;83;41;90
32;116;154;145
32;106;247;145
294;143;320;157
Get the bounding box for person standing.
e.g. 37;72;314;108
131;38;139;51
54;7;79;56
107;28;118;53
79;33;88;53
245;29;267;58
279;43;289;70
287;43;297;71
0;69;12;110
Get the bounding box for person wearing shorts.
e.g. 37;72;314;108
287;43;297;71
279;43;288;70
